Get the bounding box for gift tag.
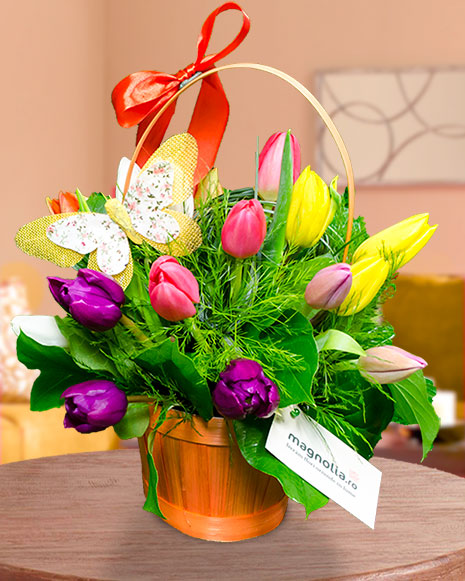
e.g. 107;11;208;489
265;407;382;528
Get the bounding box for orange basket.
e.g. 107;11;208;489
139;408;287;542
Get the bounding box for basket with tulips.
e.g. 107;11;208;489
12;3;439;542
13;127;439;538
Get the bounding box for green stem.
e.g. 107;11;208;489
310;309;327;327
184;318;210;352
222;335;242;358
332;360;358;373
127;395;154;403
302;303;319;321
120;314;149;343
230;260;243;303
75;188;90;212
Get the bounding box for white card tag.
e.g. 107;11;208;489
265;407;382;528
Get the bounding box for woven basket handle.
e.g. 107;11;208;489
124;62;355;262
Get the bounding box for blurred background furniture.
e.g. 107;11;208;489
0;278;120;464
0;404;120;464
382;273;464;403
377;274;465;476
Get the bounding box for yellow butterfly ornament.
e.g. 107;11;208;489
15;134;202;289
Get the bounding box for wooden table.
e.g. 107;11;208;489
0;451;464;580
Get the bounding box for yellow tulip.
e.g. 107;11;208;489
285;167;338;248
352;213;437;269
337;256;389;316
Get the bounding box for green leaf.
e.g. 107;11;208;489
55;317;118;376
425;377;436;403
16;331;94;411
135;338;213;420
315;329;365;357
311;373;394;459
113;403;150;439
262;131;294;264
390;371;440;460
234;416;328;517
261;311;318;407
143;430;165;519
274;334;318;407
76;188;91;212
125;267;163;336
86;192;108;214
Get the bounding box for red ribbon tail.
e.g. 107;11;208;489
135;102;177;167
188;73;229;187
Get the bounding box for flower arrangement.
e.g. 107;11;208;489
12;3;440;538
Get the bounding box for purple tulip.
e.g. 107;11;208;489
212;359;280;420
305;263;352;310
358;345;427;384
62;380;128;433
48;268;125;331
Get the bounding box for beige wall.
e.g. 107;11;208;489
2;0;465;313
1;0;106;313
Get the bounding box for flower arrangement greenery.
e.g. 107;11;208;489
13;126;439;520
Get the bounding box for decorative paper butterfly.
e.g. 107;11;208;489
15;133;202;289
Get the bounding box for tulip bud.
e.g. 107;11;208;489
285;167;339;248
221;199;267;259
46;191;80;214
149;256;199;322
352;213;437;270
305;263;352;310
62;380;128;433
337;256;389;316
196;167;223;204
212;359;280;419
48;268;125;331
258;132;301;201
358;345;427;384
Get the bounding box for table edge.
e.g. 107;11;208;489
1;546;464;581
0;561;103;581
321;546;465;580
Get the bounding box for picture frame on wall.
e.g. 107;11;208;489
315;67;465;186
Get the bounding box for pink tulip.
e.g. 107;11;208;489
149;256;199;322
258;132;301;201
358;345;427;384
305;263;352;310
221;199;267;259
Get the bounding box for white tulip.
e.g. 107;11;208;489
11;316;68;348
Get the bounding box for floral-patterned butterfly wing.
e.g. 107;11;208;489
16;212;134;289
47;214;131;276
87;250;133;290
130;133;203;255
15;213;84;268
124;160;181;244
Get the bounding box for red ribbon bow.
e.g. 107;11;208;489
111;2;250;185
